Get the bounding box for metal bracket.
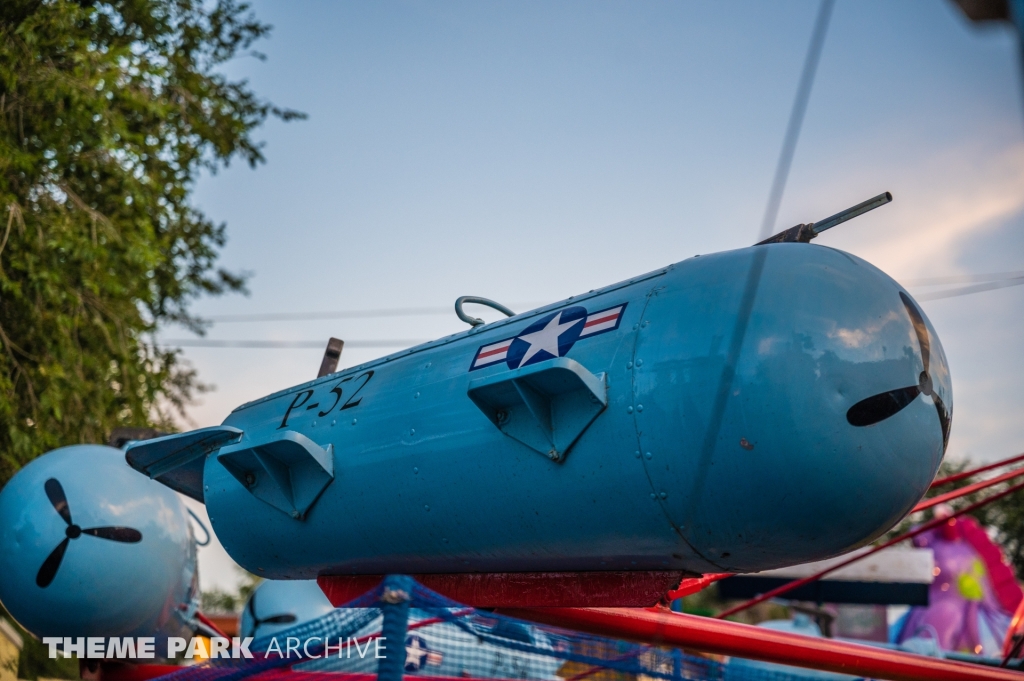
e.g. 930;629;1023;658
757;222;817;245
218;430;334;520
467;357;607;462
125;426;243;502
318;337;344;377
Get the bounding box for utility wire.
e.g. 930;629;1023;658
757;0;835;241
203;302;544;324
159;269;1024;352
915;277;1024;302
163;339;426;349
902;270;1024;287
196;272;1024;325
161;272;1024;349
206;307;451;322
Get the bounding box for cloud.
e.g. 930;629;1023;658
825;135;1024;281
827;309;901;350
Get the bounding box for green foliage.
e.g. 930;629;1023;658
0;0;303;485
1;605;77;680
201;567;261;615
200;568;262;614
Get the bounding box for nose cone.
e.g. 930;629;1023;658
0;445;196;638
635;244;949;571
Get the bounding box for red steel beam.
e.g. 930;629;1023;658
716;479;1024;619
914;466;1024;513
503;606;1024;681
665;572;732;601
930;452;1024;488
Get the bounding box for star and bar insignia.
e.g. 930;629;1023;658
469;303;626;371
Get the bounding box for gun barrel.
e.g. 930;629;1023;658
812;191;892;235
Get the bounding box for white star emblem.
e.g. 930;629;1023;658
516;312;584;366
406;636;429;670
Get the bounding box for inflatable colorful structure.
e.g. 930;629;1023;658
893;510;1023;657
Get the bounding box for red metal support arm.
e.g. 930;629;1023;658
915;466;1024;513
716;478;1024;619
930;452;1024;488
504;606;1024;681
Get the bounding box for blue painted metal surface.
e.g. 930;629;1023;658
467;357;607;461
218;430;334;519
0;445;198;639
126;425;242;502
126;243;948;579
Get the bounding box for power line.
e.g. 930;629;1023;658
206;306;450;323
188;273;1024;326
901;270;1024;287
915;277;1024;302
163;339;426;349
162;269;1024;349
203;302;544;323
162;271;1024;348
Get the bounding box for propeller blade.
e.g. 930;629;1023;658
82;527;142;543
36;538;70;588
44;478;72;526
261;614;298;625
899;292;931;374
933;393;951;450
248;591;258;623
847;385;920;427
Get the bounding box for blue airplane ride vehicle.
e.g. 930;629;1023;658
9;192;948;607
0;444;201;643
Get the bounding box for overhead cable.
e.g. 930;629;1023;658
915;277;1024;302
204;302;544;324
902;270;1024;287
163;339;426;349
188;272;1023;327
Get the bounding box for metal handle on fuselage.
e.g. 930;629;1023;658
455;296;516;327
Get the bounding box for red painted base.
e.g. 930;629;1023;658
80;661;180;681
317;571;685;608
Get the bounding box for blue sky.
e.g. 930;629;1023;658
171;1;1024;590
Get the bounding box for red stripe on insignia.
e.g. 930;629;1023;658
477;342;512;359
584;310;621;328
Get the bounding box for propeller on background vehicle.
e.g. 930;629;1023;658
36;478;143;588
846;292;951;447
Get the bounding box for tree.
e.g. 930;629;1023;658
0;0;302;485
200;567;261;614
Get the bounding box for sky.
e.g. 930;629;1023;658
167;0;1024;592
